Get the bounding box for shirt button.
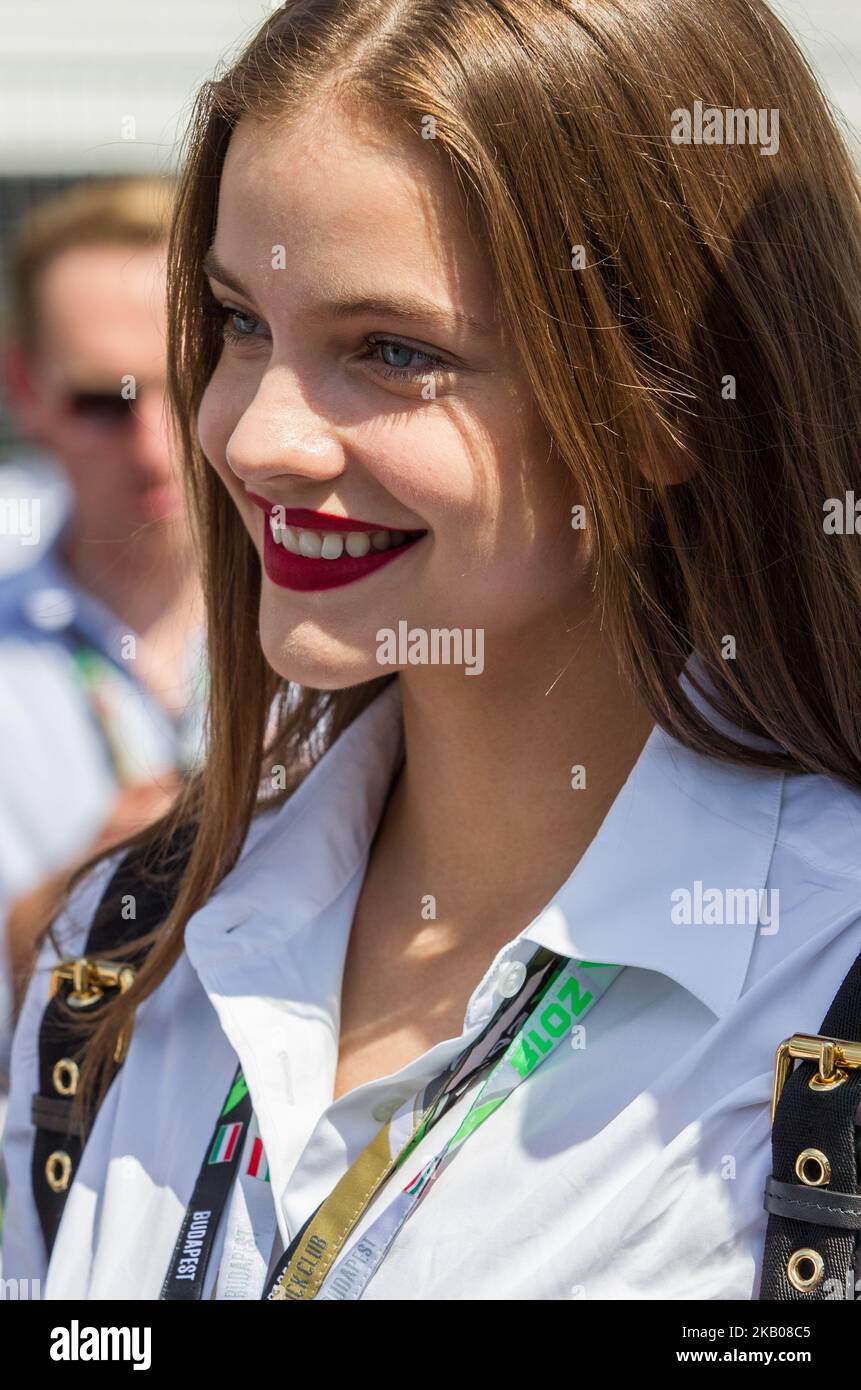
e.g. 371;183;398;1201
497;960;527;998
23;586;76;631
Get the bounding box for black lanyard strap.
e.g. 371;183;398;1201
158;945;563;1302
159;1065;254;1300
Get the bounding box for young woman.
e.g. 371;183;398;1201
3;0;861;1301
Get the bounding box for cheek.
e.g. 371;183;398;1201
196;377;234;471
57;431;130;484
425;419;583;619
198;381;246;499
197;384;261;552
361;414;503;547
371;408;562;566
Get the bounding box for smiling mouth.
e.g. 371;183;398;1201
269;516;424;560
245;495;427;592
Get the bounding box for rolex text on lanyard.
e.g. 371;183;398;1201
264;953;623;1301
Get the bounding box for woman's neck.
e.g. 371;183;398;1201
372;614;657;948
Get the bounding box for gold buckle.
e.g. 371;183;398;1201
49;956;137;1063
49;957;135;1006
771;1032;861;1122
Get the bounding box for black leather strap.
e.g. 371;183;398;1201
764;1175;861;1230
30;1094;87;1138
30;820;196;1259
759;944;861;1299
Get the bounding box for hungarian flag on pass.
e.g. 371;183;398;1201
245;1114;270;1182
209;1121;243;1164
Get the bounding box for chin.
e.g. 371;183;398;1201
258;622;388;691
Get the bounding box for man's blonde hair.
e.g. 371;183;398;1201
6;175;176;353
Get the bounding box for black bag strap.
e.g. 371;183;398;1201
759;944;861;1300
30;819;196;1260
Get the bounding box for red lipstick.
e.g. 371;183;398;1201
244;491;426;592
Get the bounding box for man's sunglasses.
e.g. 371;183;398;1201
63;384;163;426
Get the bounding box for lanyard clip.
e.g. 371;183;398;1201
770;1032;861;1122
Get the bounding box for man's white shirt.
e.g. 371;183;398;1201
3;670;861;1299
0;460;207;1113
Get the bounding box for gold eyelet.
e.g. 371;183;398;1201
794;1148;831;1187
787;1248;825;1292
52;1057;79;1097
44;1150;73;1193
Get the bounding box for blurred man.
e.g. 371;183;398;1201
0;177;206;1112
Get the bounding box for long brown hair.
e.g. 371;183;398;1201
42;0;861;1129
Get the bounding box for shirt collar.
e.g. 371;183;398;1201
0;533;130;660
185;678;405;969
524;701;784;1019
0;455;134;651
187;662;784;1019
1;504;205;693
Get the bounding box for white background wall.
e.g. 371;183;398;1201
0;0;278;175
772;0;861;151
0;0;859;175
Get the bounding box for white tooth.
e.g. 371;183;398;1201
320;533;344;560
282;525;299;553
299;529;323;558
389;530;405;547
371;530;391;551
269;514;280;541
345;531;371;557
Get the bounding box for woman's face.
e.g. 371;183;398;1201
197;102;587;688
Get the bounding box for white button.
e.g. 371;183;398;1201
23;586;76;631
497;960;527;998
372;1096;407;1123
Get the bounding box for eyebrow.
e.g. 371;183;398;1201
201;247;496;341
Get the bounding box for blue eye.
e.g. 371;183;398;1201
202;299;266;344
201;296;453;387
363;335;451;383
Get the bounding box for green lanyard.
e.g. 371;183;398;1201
69;640;138;784
265;951;624;1300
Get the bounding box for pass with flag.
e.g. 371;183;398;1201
209;1121;243;1165
246;1133;270;1182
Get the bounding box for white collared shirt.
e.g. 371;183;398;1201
3;673;861;1299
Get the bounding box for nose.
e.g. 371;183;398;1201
224;371;346;492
